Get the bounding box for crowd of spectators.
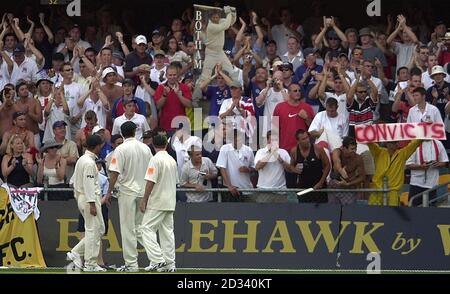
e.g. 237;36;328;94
0;3;449;207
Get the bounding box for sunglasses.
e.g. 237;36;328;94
63;68;74;72
357;90;367;94
328;37;339;41
290;89;301;92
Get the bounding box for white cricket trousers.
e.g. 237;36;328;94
141;209;175;265
118;194;144;268
72;198;104;267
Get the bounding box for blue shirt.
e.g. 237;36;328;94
99;142;113;160
293;64;323;105
111;96;147;119
205;85;232;116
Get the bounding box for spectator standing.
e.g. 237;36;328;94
216;127;255;202
1;135;34;188
387;15;419;72
180;145;218;203
271;8;304;56
329;137;366;205
290;129;330;203
281;37;304;72
254;131;292;203
36;140;67;200
272;83;315;151
406;140;448;206
112;99;150;141
154;65;192;133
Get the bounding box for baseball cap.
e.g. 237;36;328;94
86;134;103;148
13;44;25;55
135;35;147;45
151;29;161;37
101;67;116;80
338;52;349;59
280;62;293;71
142;130;153;139
92;125;106;134
183;71;194;83
153;49;166;57
359;27;372;37
303;47;318;57
120;121;137;135
70;23;81;31
52;120;67;129
112;51;125;61
122;78;135;86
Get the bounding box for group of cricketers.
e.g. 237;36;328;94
66;121;178;272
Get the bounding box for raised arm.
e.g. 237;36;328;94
115;32;130;56
39;13;54;44
347;74;360;105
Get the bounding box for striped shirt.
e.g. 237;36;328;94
347;97;376;126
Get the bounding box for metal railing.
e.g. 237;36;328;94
408;181;450;207
41;180;391;203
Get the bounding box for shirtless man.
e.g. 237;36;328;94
0;85;16;138
12;81;42;148
100;67;123;130
0;111;35;155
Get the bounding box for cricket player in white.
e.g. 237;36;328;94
106;121;153;272
140;134;178;272
67;135;105;272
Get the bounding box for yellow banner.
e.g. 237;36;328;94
0;187;46;268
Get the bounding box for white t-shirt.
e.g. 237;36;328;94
109;137;153;197
254;146;291;189
324;92;348;118
0;61;11;90
145;150;178;211
150;66;168;85
80;97;109;128
407;140;448;188
10;57;39;85
406;103;443;124
57;81;85;118
260;88;287;134
308;111;349;139
216;143;255;189
134;85;158;120
43;104;71;143
111;113;150;141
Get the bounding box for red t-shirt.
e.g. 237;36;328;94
272;101;315;151
154;83;192;131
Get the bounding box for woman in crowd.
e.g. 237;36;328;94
1;135;34;188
